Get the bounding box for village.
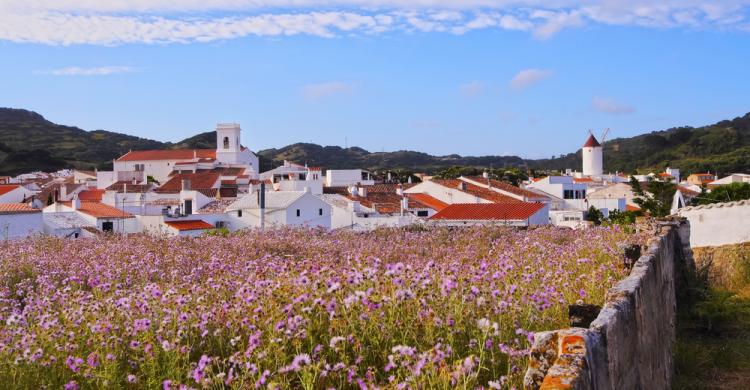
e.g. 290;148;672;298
0;123;745;240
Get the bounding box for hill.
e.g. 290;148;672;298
534;112;750;174
0;108;167;174
0;107;748;176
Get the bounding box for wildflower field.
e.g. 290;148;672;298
0;226;641;389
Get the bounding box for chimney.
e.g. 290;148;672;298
132;178;137;185
401;197;409;216
181;179;191;191
396;184;404;196
349;186;358;197
72;194;81;210
358;186;368;198
458;182;467;191
483;171;489;179
387;172;392;182
408;176;413;184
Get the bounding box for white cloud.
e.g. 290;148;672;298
459;81;484;97
592;96;636;114
36;66;136;76
302;81;355;100
509;68;553;91
0;1;749;45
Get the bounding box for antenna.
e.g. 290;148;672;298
601;128;611;143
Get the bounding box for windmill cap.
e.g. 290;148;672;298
583;134;601;147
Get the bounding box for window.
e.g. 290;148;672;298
319;208;323;216
102;221;114;232
184;200;193;215
223;136;230;149
417;210;429;217
563;189;574;199
238;210;243;217
296;209;301;217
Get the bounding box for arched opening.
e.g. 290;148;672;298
223;136;230;149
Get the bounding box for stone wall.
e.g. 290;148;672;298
524;221;690;390
677;200;750;248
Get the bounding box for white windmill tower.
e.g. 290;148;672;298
582;129;609;177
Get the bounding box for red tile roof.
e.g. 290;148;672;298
165;220;214;231
573;178;595;183
406;193;449;211
431;202;546;221
61;201;134;219
78;189;105;201
431;179;520;203
583;134;601;148
462;177;549;200
0;185;20;196
626;204;641;212
106;182;152;193
0;203;40;215
156;171;221;193
117;149;216;162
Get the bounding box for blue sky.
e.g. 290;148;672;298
1;1;750;158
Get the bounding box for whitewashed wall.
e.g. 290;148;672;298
677;200;750;248
0;213;44;240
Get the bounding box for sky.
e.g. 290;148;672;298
1;1;750;158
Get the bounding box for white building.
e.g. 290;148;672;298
429;202;549;227
0;204;44;240
526;176;590;210
112;123;259;184
325;169;375;187
43;196;138;234
261;161;324;195
582;134;603;177
709;173;750;187
226;190;332;230
0;184;36;204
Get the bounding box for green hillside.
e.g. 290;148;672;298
1;107;748;176
0;108;166;174
535;113;750;174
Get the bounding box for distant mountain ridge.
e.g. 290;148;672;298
0;107;748;176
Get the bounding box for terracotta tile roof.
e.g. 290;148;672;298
0;185;20;196
583;134;601;148
626;204;641;212
431;179;520;203
165;220;215;231
156;172;221;193
61;201;134;219
117;149;216;162
0;203;41;215
406;193;449;211
462;177;549;200
573;178;595;183
324;186;350;195
430;202;545;221
106;182;153;193
78;189;105;201
164;220;214;232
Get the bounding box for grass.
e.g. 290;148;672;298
673;245;750;389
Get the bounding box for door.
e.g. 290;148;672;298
184;200;193;215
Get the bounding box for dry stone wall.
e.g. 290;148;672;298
524;220;690;390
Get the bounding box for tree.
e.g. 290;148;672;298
629;175;676;217
607;209;638;225
586;206;603;226
693;182;750;205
